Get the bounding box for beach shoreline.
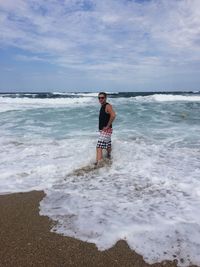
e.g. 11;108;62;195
0;190;198;267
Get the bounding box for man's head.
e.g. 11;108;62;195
98;92;107;105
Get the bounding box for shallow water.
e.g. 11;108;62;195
0;92;200;266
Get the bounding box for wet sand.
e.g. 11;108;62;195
0;191;198;267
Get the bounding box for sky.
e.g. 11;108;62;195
0;0;200;92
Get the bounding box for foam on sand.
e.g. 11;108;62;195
40;137;200;267
66;158;112;177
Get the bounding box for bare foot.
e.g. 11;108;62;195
106;153;111;159
94;160;104;168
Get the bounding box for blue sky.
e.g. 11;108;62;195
0;0;200;92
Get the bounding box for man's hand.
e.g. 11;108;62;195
103;126;109;131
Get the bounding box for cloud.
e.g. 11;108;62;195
0;0;200;82
15;54;46;62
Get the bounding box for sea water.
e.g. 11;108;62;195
0;92;200;266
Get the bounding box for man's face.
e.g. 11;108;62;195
98;94;106;105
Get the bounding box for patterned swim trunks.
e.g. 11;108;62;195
96;128;113;149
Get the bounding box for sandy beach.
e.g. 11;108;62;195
0;191;198;267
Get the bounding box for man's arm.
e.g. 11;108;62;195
104;104;116;129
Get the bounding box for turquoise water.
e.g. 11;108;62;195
0;92;200;266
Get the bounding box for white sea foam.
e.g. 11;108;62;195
0;96;95;112
39;138;200;267
135;94;200;102
70;92;98;97
52;92;73;95
0;95;200;266
0;135;95;193
1;93;199;113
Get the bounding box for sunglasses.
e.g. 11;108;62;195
98;96;105;99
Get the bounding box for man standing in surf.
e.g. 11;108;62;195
96;92;116;164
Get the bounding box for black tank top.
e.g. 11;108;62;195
99;103;112;130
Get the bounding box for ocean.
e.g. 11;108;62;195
0;91;200;266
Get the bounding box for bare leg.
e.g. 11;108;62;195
106;146;111;159
96;147;103;162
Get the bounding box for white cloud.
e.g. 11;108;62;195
15;54;45;61
0;0;200;82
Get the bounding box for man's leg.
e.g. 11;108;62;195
106;146;111;159
96;147;103;162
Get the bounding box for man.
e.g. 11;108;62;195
96;92;116;164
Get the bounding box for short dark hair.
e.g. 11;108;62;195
98;92;107;98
